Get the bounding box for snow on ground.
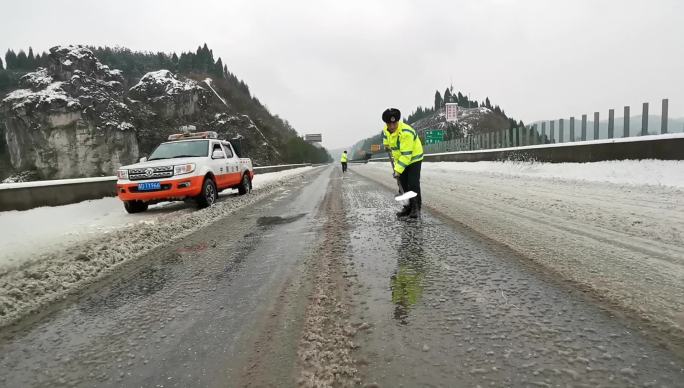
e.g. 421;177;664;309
353;161;684;339
0;166;318;327
0;166;313;271
426;159;684;187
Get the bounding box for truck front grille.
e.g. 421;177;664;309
128;166;174;181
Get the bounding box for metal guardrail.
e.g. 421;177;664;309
0;164;313;212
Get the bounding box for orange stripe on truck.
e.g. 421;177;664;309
117;176;205;202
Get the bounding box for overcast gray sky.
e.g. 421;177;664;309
2;0;683;148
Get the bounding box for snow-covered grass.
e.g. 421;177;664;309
425;160;684;187
367;159;684;187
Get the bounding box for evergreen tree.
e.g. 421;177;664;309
5;49;17;69
28;47;35;66
178;52;192;72
457;92;465;107
171;53;179;64
434;90;443;111
0;57;3;70
485;97;492;109
444;88;452;104
16;50;28;70
214;57;224;77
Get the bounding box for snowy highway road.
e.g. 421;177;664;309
1;164;683;387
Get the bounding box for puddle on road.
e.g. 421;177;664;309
257;213;307;226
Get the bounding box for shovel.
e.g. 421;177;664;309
387;151;417;202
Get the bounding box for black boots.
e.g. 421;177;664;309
408;204;420;219
408;198;420;219
396;205;411;218
397;199;421;219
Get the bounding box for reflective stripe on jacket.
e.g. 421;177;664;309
382;122;424;174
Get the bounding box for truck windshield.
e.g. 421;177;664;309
148;140;209;160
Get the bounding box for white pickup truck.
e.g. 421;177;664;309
116;131;254;213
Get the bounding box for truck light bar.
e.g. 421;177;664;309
168;131;218;141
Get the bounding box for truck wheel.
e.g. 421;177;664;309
238;173;251;195
196;178;217;208
124;200;148;214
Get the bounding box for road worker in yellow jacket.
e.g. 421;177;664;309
381;108;424;219
340;150;348;173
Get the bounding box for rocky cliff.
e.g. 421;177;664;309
0;45;303;181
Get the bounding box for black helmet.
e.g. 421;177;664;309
382;108;401;123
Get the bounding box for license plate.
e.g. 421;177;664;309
138;182;161;191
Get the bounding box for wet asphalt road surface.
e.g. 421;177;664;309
0;168;331;387
1;165;683;387
341;169;683;387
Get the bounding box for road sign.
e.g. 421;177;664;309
370;144;381;152
424;129;444;144
304;134;322;142
445;103;459;122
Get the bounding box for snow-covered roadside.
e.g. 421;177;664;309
425;160;684;187
0;166;317;328
354;161;684;340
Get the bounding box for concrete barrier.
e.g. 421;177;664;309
370;134;684;164
0;177;118;211
253;163;310;174
0;164;314;212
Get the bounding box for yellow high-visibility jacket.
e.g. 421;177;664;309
340;153;348;162
382;122;424;174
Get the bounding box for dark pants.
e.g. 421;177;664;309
341;162;347;173
399;161;421;209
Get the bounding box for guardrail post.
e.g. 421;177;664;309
581;114;587;141
570;117;575;142
550;120;555;143
641;102;649;136
559;119;564;143
608;109;615;138
594;112;600;139
662;98;668;134
624;106;630;137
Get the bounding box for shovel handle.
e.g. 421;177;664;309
387;150;404;195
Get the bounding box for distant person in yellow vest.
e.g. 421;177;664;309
382;108;424;219
340;151;348;173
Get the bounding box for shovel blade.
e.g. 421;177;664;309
394;191;417;201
